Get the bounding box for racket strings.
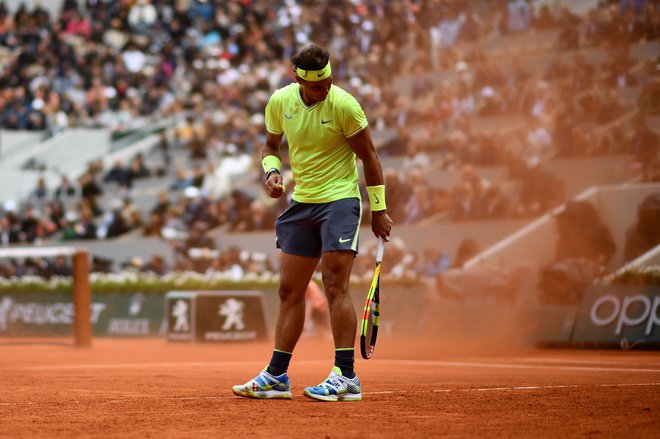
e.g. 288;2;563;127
364;300;377;346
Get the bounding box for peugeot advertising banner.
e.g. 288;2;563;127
0;292;164;337
166;291;268;342
572;285;660;346
165;291;196;341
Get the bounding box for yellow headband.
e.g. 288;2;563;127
295;61;332;82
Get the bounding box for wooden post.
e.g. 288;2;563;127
72;249;92;347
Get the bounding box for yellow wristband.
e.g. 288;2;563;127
262;155;281;174
366;185;386;211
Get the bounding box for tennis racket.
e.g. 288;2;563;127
360;237;384;360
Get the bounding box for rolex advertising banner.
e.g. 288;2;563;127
165;291;269;342
572;285;660;347
99;292;165;337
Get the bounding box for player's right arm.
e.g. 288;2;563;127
262;132;285;198
263;89;285;198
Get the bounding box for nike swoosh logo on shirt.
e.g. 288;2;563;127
284;114;293;119
321;119;333;124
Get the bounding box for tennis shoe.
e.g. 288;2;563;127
232;368;292;399
303;366;362;402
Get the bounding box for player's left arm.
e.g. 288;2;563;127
347;127;393;241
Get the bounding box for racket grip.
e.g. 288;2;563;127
376;237;384;263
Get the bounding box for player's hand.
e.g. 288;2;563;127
371;210;393;242
265;173;285;198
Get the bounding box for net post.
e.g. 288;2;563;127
72;249;92;347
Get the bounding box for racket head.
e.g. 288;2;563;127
360;261;381;360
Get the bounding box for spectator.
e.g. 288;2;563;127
534;5;557;30
104;200;129;238
642;2;660;40
244;200;277;232
516;159;565;217
121;40;146;74
31;177;49;202
539;199;616;303
79;171;103;216
128;153;150;180
177;221;215;269
638;77;660;114
416;248;451;278
624;193;660;262
50;255;72;277
64;11;91;38
524;117;552;163
103;159;132;190
19;205;40;243
453;238;480;268
143;254;168;276
630;114;659;182
507;0;531;33
483;186;511;219
54;175;77;201
128;0;157;35
554;200;616;266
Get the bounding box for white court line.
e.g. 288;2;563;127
13;358;660;374
444;382;660;393
2;383;659;407
377;359;660;374
512;357;660;366
19;360;280;371
368;382;660;394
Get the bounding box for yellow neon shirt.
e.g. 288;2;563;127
265;83;368;203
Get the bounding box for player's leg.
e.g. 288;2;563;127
303;250;361;402
303;198;362;402
321;250;357;351
273;252;320;354
233;201;321;399
231;253;318;400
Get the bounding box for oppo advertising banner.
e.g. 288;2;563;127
572;285;660;346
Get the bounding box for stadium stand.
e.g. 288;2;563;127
0;0;658;298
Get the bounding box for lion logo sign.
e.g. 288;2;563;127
219;298;245;331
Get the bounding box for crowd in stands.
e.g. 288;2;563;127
0;0;658;281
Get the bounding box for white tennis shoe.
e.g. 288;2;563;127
232;369;292;399
303;367;362;402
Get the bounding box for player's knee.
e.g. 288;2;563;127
322;280;349;304
278;284;305;304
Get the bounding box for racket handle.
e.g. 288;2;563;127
376;237;384;263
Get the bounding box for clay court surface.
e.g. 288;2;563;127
1;337;659;438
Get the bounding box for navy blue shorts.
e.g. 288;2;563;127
275;198;362;258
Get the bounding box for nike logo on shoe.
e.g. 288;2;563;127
339;237;351;243
321;119;333;124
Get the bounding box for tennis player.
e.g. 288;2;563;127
232;42;392;402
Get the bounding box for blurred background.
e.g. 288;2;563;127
0;0;658;344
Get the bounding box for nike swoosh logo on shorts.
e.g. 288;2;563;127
339;237;351;243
